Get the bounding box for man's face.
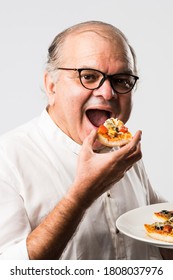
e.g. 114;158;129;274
46;31;135;149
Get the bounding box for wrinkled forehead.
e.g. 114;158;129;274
61;29;134;70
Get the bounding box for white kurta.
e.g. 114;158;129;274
0;109;165;259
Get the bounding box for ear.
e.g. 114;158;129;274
44;71;56;106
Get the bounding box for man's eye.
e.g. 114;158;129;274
85;74;95;80
114;78;126;84
114;78;131;88
81;74;97;82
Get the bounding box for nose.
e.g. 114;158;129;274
93;79;118;100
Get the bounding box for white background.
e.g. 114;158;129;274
0;0;173;200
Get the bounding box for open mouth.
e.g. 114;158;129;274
86;109;111;127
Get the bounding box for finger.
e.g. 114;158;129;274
116;130;142;158
127;130;142;151
125;142;142;167
82;129;97;149
132;130;142;142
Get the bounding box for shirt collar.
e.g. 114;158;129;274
38;108;81;155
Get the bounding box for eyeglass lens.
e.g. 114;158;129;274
79;69;136;93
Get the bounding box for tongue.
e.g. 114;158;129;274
86;109;110;127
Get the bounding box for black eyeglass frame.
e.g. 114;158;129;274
57;67;139;94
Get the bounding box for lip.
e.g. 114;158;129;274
85;104;115;116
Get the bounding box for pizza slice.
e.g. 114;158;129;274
144;219;173;243
97;117;132;147
153;209;173;222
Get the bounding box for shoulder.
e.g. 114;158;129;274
0;116;39;141
0;116;40;158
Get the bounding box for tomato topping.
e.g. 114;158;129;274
163;225;172;233
98;125;108;134
119;126;128;133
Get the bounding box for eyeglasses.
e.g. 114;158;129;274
57;67;139;94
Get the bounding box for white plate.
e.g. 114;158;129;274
116;202;173;249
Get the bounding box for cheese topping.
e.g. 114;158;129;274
103;118;124;138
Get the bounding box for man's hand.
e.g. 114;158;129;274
67;129;142;209
27;129;142;260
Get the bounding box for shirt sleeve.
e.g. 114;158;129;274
0;239;29;260
0;173;31;260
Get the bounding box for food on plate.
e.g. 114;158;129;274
97;117;132;147
153;209;173;222
144;209;173;243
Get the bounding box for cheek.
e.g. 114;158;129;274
118;95;132;123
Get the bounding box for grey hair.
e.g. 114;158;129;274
46;20;137;79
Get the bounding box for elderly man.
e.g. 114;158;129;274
0;21;170;260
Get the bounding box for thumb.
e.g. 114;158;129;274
83;129;97;148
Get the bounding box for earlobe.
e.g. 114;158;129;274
44;72;56;106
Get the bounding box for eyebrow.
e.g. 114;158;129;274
75;66;134;75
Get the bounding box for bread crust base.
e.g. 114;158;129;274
153;212;173;222
97;133;132;147
144;224;173;243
